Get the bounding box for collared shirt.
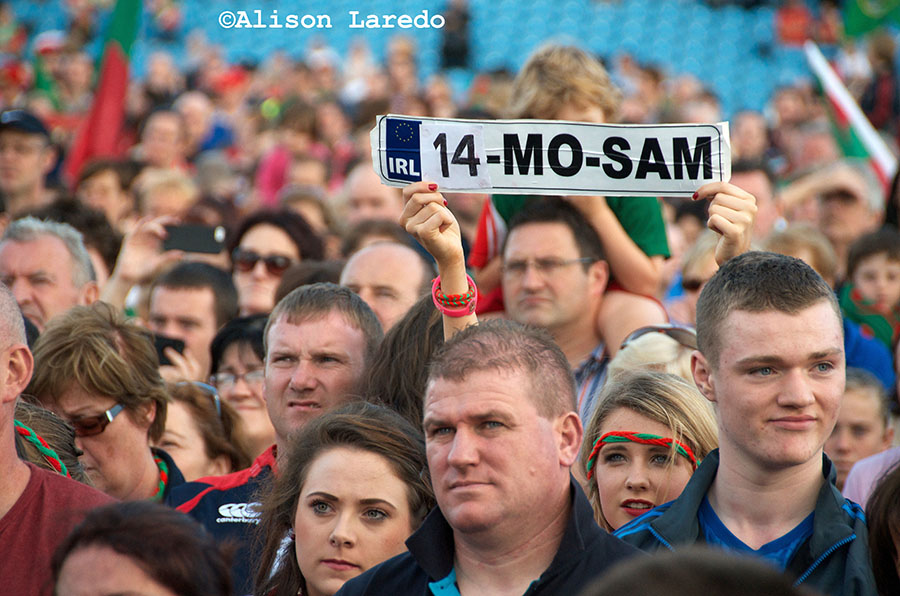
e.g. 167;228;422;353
335;477;639;596
574;342;608;421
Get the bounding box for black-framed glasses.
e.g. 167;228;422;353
501;257;596;279
176;381;222;419
71;403;125;437
620;324;698;351
232;248;294;276
210;369;265;389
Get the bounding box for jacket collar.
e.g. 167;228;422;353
406;476;601;581
651;450;856;557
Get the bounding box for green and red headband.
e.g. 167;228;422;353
585;431;698;480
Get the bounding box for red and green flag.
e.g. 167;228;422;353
63;0;141;185
844;0;900;37
804;41;897;197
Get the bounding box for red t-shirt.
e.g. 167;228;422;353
0;463;114;595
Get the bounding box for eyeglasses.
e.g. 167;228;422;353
620;324;698;351
681;276;711;292
232;248;294;276
70;403;125;437
501;257;596;279
176;381;222;419
210;369;265;390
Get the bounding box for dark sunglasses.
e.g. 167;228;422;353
71;403;125;437
620;324;698;351
176;381;222;419
232;248;293;276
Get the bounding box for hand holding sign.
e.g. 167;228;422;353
400;181;465;270
401;181;475;339
695;181;758;265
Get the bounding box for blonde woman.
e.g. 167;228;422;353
581;370;717;530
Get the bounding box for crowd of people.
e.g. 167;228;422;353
1;1;900;595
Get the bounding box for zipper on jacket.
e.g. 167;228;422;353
649;527;676;552
793;534;856;586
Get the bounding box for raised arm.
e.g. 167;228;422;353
401;182;477;339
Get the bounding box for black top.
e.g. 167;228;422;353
336;476;640;595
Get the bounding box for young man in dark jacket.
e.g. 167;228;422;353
615;252;876;596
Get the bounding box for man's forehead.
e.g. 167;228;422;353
504;222;578;257
151;285;216;309
715;305;844;357
0;235;70;264
343;245;423;282
424;370;535;411
268;310;363;346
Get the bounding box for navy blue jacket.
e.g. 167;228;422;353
614;450;876;596
337;477;639;595
165;445;275;596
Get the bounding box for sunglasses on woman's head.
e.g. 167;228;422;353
620;324;698;351
70;403;125;437
175;381;223;419
232;248;293;276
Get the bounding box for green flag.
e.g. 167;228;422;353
844;0;900;37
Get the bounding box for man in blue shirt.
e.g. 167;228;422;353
615;252;876;596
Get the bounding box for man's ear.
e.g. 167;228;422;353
80;281;100;305
691;350;716;405
556;412;584;468
1;344;33;404
40;145;57;176
588;259;609;297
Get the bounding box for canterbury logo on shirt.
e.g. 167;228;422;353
216;502;261;524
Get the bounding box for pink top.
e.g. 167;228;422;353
842;445;900;508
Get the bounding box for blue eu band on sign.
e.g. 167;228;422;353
385;118;422;182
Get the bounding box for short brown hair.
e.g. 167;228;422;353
846;227;900;279
427;319;575;417
29;302;169;441
52;501;232;596
507;44;621;121
695;252;841;369
265;282;383;367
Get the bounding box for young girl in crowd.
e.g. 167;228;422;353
839;227;900;351
254;402;434;596
580;370;718;530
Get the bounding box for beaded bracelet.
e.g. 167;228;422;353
434;284;475;307
432;274;478;317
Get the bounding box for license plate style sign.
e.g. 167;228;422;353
371;115;731;197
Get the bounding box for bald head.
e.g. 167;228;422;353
340;242;432;331
0;283;24;346
344;165;404;225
